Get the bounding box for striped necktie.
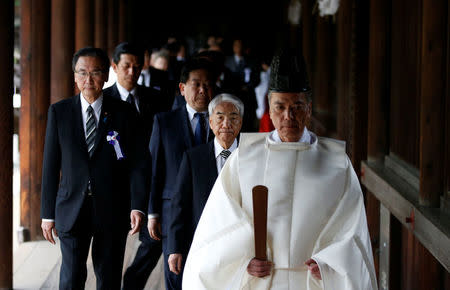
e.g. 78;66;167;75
220;149;231;159
86;105;96;157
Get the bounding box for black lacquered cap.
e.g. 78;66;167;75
269;48;311;93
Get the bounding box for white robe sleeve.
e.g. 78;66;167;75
182;149;259;289
310;157;378;290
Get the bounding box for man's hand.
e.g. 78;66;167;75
247;258;272;277
41;220;58;244
168;253;183;275
148;218;161;241
129;210;144;235
305;258;322;280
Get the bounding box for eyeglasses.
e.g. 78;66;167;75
74;70;104;80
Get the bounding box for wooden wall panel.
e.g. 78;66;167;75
367;0;390;162
389;0;421;168
419;0;446;207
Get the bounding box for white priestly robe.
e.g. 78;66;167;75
183;132;378;290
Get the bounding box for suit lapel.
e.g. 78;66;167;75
72;95;89;157
208;141;218;179
180;107;194;148
204;141;218;200
110;84;121;101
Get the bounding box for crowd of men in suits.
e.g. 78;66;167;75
40;39;256;290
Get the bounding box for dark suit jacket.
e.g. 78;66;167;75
148;106;214;237
40;93;147;233
103;83;166;144
167;141;218;254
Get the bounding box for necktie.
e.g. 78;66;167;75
194;112;206;145
220;149;231;159
86;105;96;157
126;93;135;105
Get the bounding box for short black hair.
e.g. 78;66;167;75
179;57;215;84
112;42;144;65
72;47;110;72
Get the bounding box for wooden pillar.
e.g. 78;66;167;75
20;0;51;241
419;0;446;207
94;0;107;50
51;0;75;104
107;0;119;57
0;1;14;287
75;0;94;50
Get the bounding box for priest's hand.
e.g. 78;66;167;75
148;218;161;241
247;258;272;277
305;258;322;280
168;253;183;275
129;210;144;235
41;220;58;245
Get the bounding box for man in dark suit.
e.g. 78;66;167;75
104;42;166;145
224;38;260;132
167;93;244;277
102;42;163;290
138;46;176;112
40;47;147;289
147;58;216;290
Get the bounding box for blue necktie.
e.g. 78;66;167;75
194;112;206;145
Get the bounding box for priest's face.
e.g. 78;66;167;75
180;69;213;112
269;92;312;142
209;102;242;149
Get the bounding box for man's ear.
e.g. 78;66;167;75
179;82;185;96
111;62;118;73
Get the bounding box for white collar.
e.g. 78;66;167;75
214;138;238;158
116;82;137;102
80;93;103;114
270;127;314;144
186;103;208;121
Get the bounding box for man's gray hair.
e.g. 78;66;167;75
208;93;244;118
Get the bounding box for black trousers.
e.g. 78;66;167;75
122;220;162;290
58;196;128;290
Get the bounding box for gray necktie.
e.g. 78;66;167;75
220;149;231;159
126;93;135;105
86;105;96;157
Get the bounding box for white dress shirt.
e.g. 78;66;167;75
214;138;238;173
138;69;151;87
